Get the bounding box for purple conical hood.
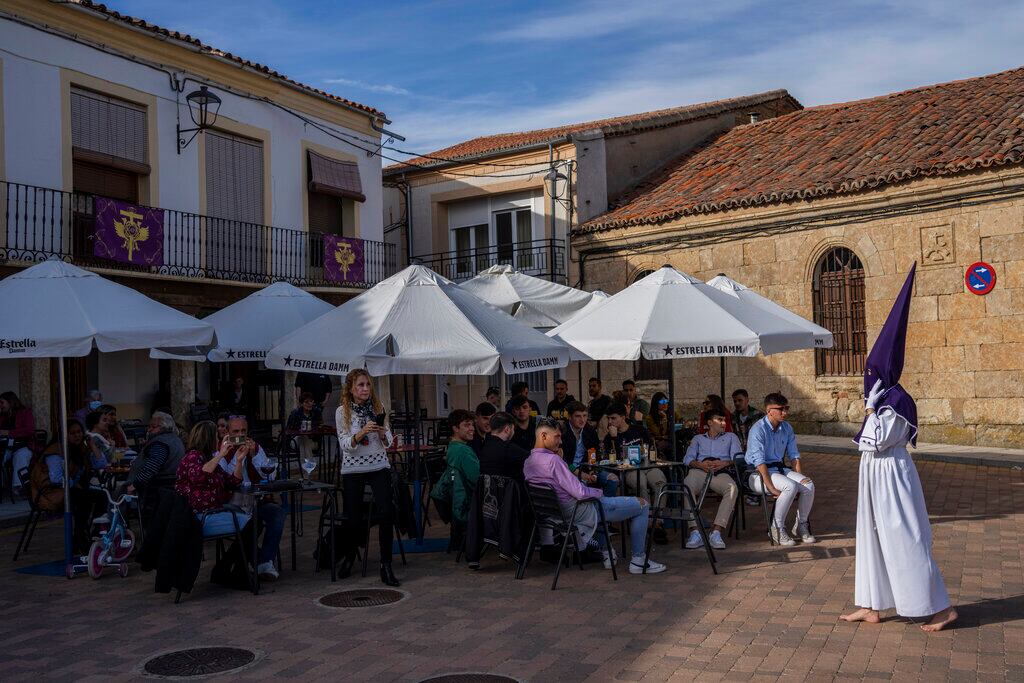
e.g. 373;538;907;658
855;264;919;446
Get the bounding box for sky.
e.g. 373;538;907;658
112;0;1024;158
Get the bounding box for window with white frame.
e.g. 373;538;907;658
447;191;539;277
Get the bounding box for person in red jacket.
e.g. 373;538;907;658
1;391;37;493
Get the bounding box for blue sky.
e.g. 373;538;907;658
115;0;1024;158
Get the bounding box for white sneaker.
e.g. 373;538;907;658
684;529;703;549
708;530;726;549
792;521;817;543
601;548;618;569
629;555;667;574
257;561;279;580
771;525;796;547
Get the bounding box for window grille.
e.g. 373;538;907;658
813;247;867;376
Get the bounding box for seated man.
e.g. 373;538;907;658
469;401;496;455
485;386;501;408
560;402;618;497
546;379;575;421
478;411;529;482
509;395;537;452
442;409;480;525
682;408;741;550
286;391;323;461
745;392;816;546
525;418;666;574
622;379;649;425
604;402;668;544
504;381;540;415
127;411;185;518
217;416;286;580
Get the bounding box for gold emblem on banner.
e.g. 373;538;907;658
114;208;149;261
334;240;356;279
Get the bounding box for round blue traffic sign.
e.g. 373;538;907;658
965;261;996;295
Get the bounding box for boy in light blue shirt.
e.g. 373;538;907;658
744;392;815;546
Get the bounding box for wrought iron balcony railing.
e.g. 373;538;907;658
411;238;567;283
0;180;398;289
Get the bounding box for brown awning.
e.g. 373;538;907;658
308;150;365;202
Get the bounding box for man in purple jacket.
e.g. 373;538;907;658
524;417;667;574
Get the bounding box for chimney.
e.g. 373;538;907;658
747;112;760;124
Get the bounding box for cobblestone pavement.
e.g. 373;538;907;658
1;453;1021;682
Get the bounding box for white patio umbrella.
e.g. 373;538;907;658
0;260;214;574
266;265;570;377
548;265;828;458
151;281;334;362
459;264;598;329
266;265;569;544
705;274;834;348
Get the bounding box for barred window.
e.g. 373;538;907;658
813;247;867;376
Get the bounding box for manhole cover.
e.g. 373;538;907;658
143;647;255;677
419;676;518;683
318;588;405;608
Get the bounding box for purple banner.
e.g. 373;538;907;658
323;234;365;283
93;197;164;266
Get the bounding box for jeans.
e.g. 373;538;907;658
748;468;815;528
257;502;286;564
596;470;619;497
4;446;33;488
199;510;252;537
594;496;650;558
341;467;394;563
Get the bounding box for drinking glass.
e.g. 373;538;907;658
258;457;278;483
301;457;317;481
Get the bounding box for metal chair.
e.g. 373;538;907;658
736;456;780;545
176;506;256;603
12;467;59;561
519;483;618;590
647;483;718;574
689;461;745;540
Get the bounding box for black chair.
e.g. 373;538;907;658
689;461;745;540
647;483;718;574
176;506;256;603
12;467;59;561
736;457;780;545
519;483;618;590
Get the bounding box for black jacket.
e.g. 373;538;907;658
478;434;528;483
561;423;600;468
465;474;531;566
139;488;203;595
510;418;536;452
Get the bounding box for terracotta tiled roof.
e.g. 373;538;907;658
383;90;799;175
61;1;386;120
579;66;1024;234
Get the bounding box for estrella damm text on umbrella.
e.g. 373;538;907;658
287;357;350;373
654;343;751;358
510;356;561;370
0;338;37;353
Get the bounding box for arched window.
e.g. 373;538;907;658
813;247;867;376
631;269;670;381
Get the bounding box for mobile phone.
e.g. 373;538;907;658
227;435;246;445
374;411;386;426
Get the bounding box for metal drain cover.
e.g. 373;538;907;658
143;647;256;677
318;588;405;608
418;676;518;683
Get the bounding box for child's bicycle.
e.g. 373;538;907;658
86;487;137;579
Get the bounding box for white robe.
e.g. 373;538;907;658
854;408;951;617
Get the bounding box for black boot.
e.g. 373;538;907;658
337;555;356;579
379;562;400;587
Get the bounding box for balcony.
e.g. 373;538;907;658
0;181;398;289
411;238;567;283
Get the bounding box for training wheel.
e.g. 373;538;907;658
65;563;75;580
87;541;104;579
118;562;129;578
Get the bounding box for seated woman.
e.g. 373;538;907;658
644;392;682;455
286;392;323;461
29;419;107;554
1;391;37;493
174;421;250;537
99;405;129;449
697;394;734;434
84;411;113;470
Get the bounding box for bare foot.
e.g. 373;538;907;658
920;607;957;632
839;608;881;623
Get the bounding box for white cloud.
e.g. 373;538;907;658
325;78;411;96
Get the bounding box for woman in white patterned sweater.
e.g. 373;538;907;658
336;369;399;586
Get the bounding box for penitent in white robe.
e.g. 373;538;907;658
854;408;951;617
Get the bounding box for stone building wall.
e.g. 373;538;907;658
572;167;1024;447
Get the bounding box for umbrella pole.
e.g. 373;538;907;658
577;360;582;403
720;357;726;398
412;374;423;544
59;358;73;576
668;360;676;462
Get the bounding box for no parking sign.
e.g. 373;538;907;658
965;261;996;295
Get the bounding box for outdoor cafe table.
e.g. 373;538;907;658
248;479;340;590
591;460;687;556
280;427;340;484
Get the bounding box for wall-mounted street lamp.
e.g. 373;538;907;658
177;85;222;153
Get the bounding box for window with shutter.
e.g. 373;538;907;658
813;247;867;376
204;130;266;277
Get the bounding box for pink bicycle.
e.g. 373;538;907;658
86;488;136;579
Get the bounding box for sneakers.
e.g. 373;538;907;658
257;561;279;581
708;530;726;549
629;555;667;574
770;525;796;547
792;521;817;543
685;529;726;549
745;495;761;507
601;547;618;569
684;529;703;549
